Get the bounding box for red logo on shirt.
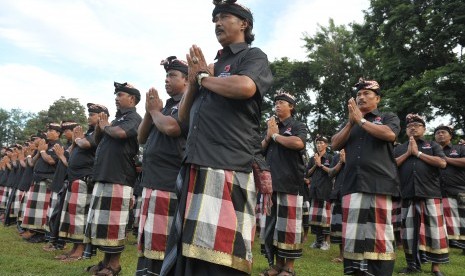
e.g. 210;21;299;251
224;65;231;72
373;116;382;125
450;149;459;156
422;143;432;149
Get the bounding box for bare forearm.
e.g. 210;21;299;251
201;75;256;99
150;110;181;137
419;154;447;168
138;113;153;144
445;157;465;168
178;85;198;123
331;123;352;150
361;122;396;142
273;135;305;151
40;152;56;165
104;126;127;139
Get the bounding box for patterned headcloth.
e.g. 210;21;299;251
434;124;454;136
47;122;62;133
405;113;426;126
212;0;253;26
160;56;188;75
354;77;381;95
114;82;141;104
87;103;110;116
274;91;296;105
61;120;79;131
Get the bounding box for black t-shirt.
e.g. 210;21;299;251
440;143;465;196
140;95;188;192
67;128;97;183
184;42;273;172
18;163;34;191
307;152;333;200
394;139;445;199
50;151;69;193
0;170;6;186
265;117;307;194
33;140;60;182
6;163;18;188
93;107;142;187
329;154;345;201
341;109;400;196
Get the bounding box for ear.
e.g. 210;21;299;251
240;19;248;30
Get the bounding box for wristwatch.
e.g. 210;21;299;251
359;118;367;126
197;72;210;86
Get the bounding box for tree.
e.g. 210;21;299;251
24;97;87;138
352;0;465;136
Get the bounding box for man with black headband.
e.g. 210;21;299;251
161;1;273;275
332;78;400;276
394;114;448;275
434;125;465;255
306;135;333;251
43;120;79;252
260;92;307;276
134;56;189;276
83;83;142;275
57;103;108;262
21;123;62;243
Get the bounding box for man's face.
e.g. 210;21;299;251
165;70;187;97
274;100;292;118
406;122;425;138
356;89;380;113
316;140;327;153
434;129;452;145
213;12;246;46
63;129;73;140
115;91;134;110
88;112;99;127
46;129;60;141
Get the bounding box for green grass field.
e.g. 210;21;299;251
0;225;464;275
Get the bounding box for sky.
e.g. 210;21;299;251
0;0;370;117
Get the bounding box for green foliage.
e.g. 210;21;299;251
0;108;34;147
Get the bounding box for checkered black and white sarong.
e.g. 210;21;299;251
84;182;132;253
330;200;343;244
342;193;396;275
21;181;51;231
401;198;449;269
59;179;92;242
443;197;465;249
44;191;58;232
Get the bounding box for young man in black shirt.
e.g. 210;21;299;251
306;136;333;251
57;103;108;262
394;114;448;276
332;78;400;276
260;92;307;276
84;83;142;275
135;56;188;276
435;125;465;253
161;1;273;275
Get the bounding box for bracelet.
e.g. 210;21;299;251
26;155;32;159
74;137;82;143
40;150;46;154
272;133;279;142
417;152;423;158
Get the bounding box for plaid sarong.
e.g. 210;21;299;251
443;197;465;249
59;179;92;242
18;188;29;222
133;195;143;230
342;193;396;275
401;198;449;268
0;185;7;209
137;187;177;260
273;192;303;259
10;189;25;218
84;182;132;252
302;200;310;227
309;198;331;237
392;197;402;232
330;200;342;244
170;165;257;274
21;181;51;231
44;191;58;232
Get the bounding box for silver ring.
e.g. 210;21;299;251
149;96;155;99
192;56;199;64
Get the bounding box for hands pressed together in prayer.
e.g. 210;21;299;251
186;45;213;85
348;98;363;125
145;88;163;113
